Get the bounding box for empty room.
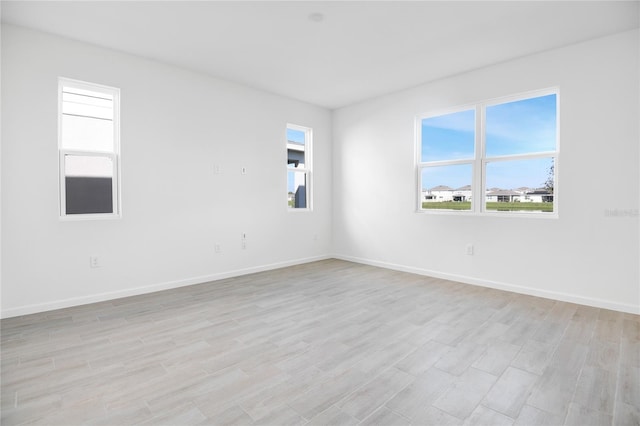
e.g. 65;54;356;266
1;1;639;425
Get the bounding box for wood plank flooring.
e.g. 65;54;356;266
2;259;639;425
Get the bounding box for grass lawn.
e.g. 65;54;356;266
422;201;553;212
422;201;472;210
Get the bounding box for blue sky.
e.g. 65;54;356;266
485;94;556;156
422;164;472;190
287;128;305;143
421;109;475;162
421;94;556;190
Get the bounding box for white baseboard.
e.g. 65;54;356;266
1;255;331;319
4;254;638;318
333;254;640;315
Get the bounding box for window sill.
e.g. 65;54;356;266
416;209;558;219
60;213;122;221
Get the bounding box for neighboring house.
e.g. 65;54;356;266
287;141;305;167
287;140;307;208
453;185;472;202
485;189;522;203
423;185;454;201
525;189;554;203
424;185;553;203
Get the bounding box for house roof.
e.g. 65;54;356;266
430;185;453;191
455;185;472;191
487;189;521;196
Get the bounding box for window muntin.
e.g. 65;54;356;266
59;78;120;218
417;90;558;215
286;124;312;210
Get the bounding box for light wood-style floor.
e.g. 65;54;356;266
2;259;639;425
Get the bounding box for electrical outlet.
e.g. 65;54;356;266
214;244;221;253
241;166;247;175
241;240;247;250
465;244;474;256
89;256;100;268
214;164;222;174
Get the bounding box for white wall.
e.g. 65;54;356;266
1;25;332;317
3;26;638;318
333;30;640;314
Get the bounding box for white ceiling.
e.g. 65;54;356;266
2;1;639;109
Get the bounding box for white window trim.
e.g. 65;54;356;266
416;88;559;218
416;104;477;214
287;123;313;212
58;78;121;220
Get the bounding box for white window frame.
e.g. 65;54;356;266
416;105;477;214
286;123;313;212
416;88;559;217
58;78;121;220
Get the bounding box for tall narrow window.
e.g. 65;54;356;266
287;124;312;210
59;78;120;218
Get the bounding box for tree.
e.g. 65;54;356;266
543;160;554;193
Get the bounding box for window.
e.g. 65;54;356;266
417;89;558;215
484;93;557;213
419;109;475;211
59;78;120;218
287;124;312;210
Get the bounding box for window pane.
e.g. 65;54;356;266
421;164;472;210
486;94;557;156
287;128;305;144
287;128;306;169
287;143;305;169
421;109;475;162
61;114;114;151
288;170;307;209
62;90;113;120
65;155;113;177
64;155;114;214
485;157;554;212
